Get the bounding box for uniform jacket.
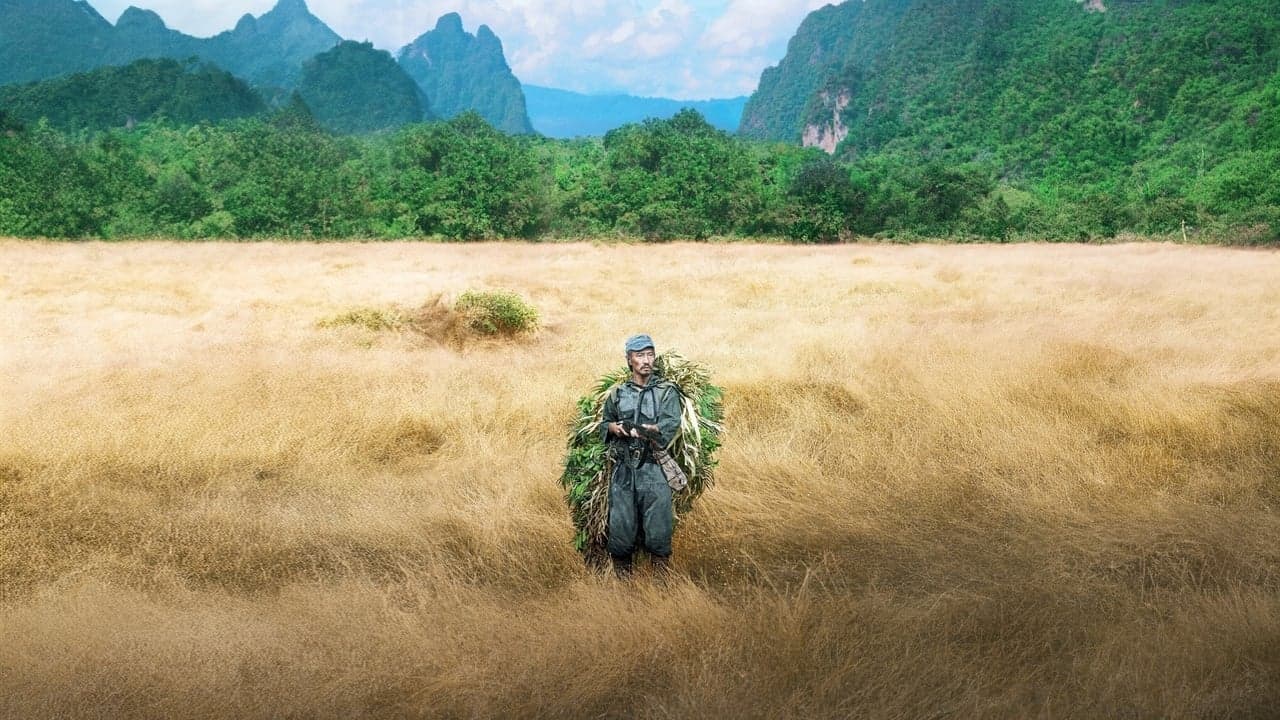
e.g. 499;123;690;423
598;375;682;454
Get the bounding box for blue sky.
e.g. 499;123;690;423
88;0;833;99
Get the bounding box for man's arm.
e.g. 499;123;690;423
599;386;620;443
654;384;682;448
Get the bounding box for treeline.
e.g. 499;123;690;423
0;108;1276;243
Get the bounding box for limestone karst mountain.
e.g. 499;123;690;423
0;0;341;88
396;13;533;135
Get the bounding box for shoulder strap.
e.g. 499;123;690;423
635;383;658;424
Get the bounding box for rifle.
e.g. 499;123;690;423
620;420;663;444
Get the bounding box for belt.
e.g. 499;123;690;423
613;442;653;469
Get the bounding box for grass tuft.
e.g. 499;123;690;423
317;307;406;332
454;290;539;336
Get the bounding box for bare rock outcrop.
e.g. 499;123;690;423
802;90;851;154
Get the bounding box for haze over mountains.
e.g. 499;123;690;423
522;85;747;138
0;0;749;136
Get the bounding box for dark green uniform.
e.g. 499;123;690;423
599;377;682;559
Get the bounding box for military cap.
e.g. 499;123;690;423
625;334;655;355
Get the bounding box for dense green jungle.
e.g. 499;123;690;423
2;102;1275;243
1;0;1279;243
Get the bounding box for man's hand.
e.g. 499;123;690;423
608;422;638;438
618;420;662;442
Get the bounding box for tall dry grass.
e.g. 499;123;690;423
1;239;1278;719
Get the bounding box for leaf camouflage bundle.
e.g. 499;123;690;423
560;353;725;565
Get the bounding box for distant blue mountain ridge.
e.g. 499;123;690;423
0;0;750;137
522;84;747;138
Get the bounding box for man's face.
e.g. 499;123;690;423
629;348;655;375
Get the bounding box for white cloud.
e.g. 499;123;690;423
700;0;830;55
86;0;823;99
634;31;685;59
582;19;636;57
579;0;697;62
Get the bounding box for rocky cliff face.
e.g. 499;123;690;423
801;89;851;154
738;0;913;143
397;13;534;134
737;2;862;143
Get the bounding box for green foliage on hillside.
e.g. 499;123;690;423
0;58;266;131
297;41;429;135
0;109;22;133
821;0;1280;172
783;156;864;242
0;111;757;241
739;0;912;142
735;0;1280;243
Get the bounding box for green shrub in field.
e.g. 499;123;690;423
317;307;406;332
454;290;539;336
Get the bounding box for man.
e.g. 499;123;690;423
599;334;682;577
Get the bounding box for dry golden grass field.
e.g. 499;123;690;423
2;239;1279;719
